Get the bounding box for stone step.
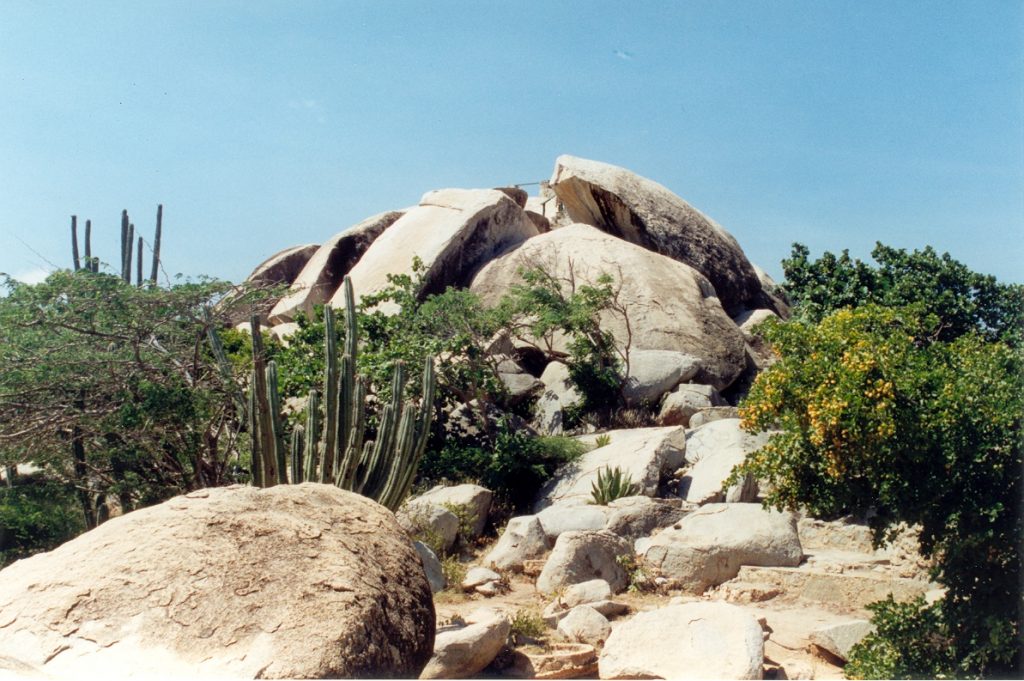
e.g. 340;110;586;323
734;565;935;609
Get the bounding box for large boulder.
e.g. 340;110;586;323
335;188;538;312
471;224;748;390
0;484;435;678
534;361;583;434
398;500;461;554
481;515;549;572
598;601;764;679
549;155;762;314
657;382;726;427
621;350;701;407
269;210;403;323
421;608;511;679
642;503;802;592
246;243;320;288
679;418;770;504
536;530;633;595
537;504;612;542
603;496;690;541
533;426;686;511
412;484;493;539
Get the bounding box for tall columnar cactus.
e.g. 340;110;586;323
244;275;435;510
68;206;161;277
150;204;163;286
71;216;81;271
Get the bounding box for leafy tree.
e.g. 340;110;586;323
782;242;1022;346
499;264;630;423
0;270;254;529
734;304;1022;677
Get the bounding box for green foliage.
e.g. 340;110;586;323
419;420;586;512
0;269;253;529
0;476;84;566
594;433;612;448
501;266;627;420
589;465;639;505
440;554;467;589
615;553;657;594
845;596;955;679
735;304;1022;676
510;608;548;645
782;242;1023;346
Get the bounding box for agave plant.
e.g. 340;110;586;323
590;465;639;505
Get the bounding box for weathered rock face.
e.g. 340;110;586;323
534;426;686;511
621;350;701;407
246;243;320;287
471;224;748;390
537;503;612;541
679;418;770;504
536;530;633;595
269;210;403;323
657;382;726;427
335;188;538;312
603;496;690;541
643;503;802;592
481;515;549;572
549;155;762;314
413;483;494;539
598;601;765;679
0;483;435;679
399;500;461;554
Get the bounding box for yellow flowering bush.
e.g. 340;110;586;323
732;304;1022;677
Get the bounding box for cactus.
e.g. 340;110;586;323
150;204;162;286
136;236;144;287
243;275;435;510
84;220;95;272
71;216;81;271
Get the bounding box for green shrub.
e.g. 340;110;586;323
510;608;548;645
734;304;1023;676
845;596;955;679
0;477;84;566
419;420;585;513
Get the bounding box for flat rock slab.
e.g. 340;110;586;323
0;483;435;679
598;601;764;679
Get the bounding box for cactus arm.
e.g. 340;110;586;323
250;315;278;486
303;389;321;482
290;425;304;484
248;369;263;488
71;216;81;271
149;204;162;286
84;219;95;272
136;236;143;287
387;357;436;509
320;306;339;483
266;360;287;484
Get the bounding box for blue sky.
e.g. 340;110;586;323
2;1;1021;286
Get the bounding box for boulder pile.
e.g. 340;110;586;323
246;155;790;430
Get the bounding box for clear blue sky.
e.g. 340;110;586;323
2;1;1022;286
